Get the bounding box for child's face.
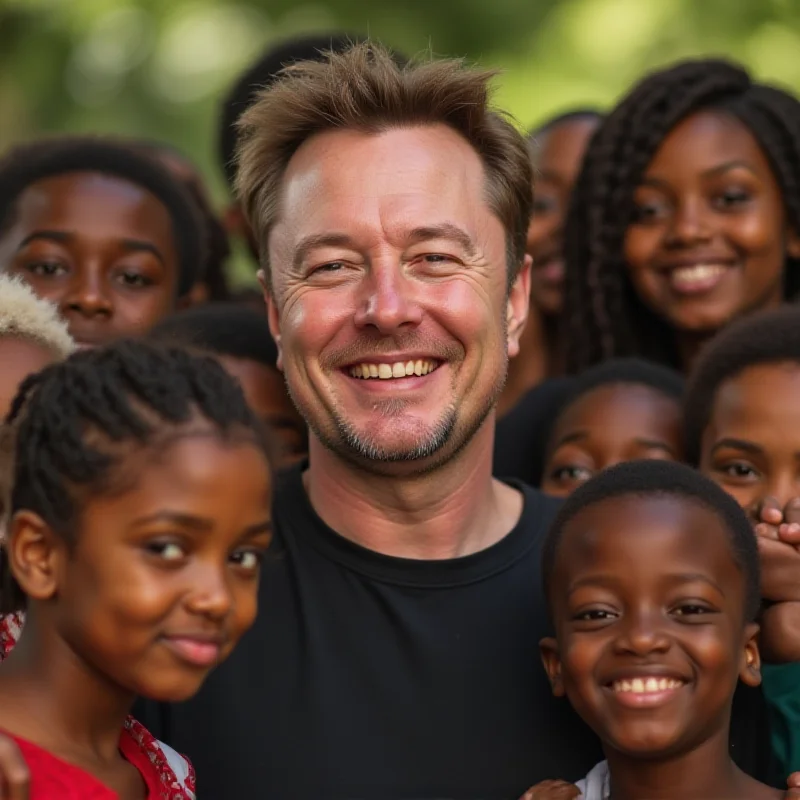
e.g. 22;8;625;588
623;110;800;336
540;494;760;760
0;172;179;348
541;384;682;498
701;361;800;510
217;355;308;469
12;432;272;702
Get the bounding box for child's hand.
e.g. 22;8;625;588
787;769;800;797
0;735;29;800
748;497;800;603
519;779;580;799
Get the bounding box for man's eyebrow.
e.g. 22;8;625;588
292;233;357;270
406;223;477;258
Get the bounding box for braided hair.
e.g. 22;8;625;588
0;339;271;613
562;59;800;372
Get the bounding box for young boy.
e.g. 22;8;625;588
0;136;205;347
539;460;781;799
541;359;684;498
685;306;800;777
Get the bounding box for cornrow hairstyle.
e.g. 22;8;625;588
562;58;800;372
0;136;207;296
684;305;800;466
150;303;278;368
541;460;761;622
217;33;375;190
0;274;74;359
0;339;271;613
132;139;231;302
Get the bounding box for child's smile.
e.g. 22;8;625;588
541;493;759;759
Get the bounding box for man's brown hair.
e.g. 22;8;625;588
234;41;533;291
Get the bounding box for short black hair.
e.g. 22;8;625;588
0;339;271;613
542;460;761;621
218;33;369;190
562;58;800;372
149;303;278;368
684;306;800;466
0;136;206;296
529;107;604;138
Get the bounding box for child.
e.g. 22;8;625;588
539;460;781;799
150;303;308;469
0;137;205;347
684;305;800;777
561;59;800;374
541;358;683;498
0;339;273;798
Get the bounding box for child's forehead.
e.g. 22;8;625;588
555;494;734;574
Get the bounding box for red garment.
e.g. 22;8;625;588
11;728;164;799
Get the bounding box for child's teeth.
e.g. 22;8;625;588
349;360;439;379
612;677;684;693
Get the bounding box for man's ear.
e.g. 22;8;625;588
739;622;762;688
540;637;566;697
507;254;532;360
260;271;283;372
7;510;64;602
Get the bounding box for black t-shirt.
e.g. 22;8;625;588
493;378;574;487
134;469;601;799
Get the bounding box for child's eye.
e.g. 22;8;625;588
116;270;153;288
146;541;186;562
550;465;593;484
532;196;558;216
717;461;759;481
574;608;617;622
230;548;263;572
713;187;751;210
673;603;714;618
25;261;67;278
632;197;668;223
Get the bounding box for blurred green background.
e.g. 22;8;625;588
2;0;799;283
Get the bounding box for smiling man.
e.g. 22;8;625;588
134;42;602;799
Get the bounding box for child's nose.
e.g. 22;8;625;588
613;611;671;656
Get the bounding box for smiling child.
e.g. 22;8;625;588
540;460;781;799
0;340;273;798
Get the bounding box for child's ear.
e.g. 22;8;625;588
8;510;63;602
539;637;566;697
787;227;800;260
739;622;762;687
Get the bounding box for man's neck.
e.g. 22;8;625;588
304;419;523;559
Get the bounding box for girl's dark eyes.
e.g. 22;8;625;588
716;461;759;481
116;271;154;288
574;608;617;622
145;541;186;562
714;188;751;209
229;549;264;571
25;261;67;277
672;604;714;617
532;196;558;215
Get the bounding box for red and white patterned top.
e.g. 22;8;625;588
0;612;196;799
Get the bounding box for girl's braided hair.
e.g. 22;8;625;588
562;59;800;372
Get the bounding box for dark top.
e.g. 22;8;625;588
134;469;601;799
493;378;574;487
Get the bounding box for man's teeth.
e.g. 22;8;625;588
349;360;439;379
612;677;684;693
669;264;726;287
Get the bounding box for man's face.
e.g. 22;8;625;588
264;125;530;474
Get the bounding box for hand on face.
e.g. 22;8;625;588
749;496;800;603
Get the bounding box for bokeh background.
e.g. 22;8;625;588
2;0;799;284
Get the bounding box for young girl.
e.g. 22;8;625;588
0;339;273;798
539;460;781;799
561;59;800;374
684;305;800;779
540;358;683;498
